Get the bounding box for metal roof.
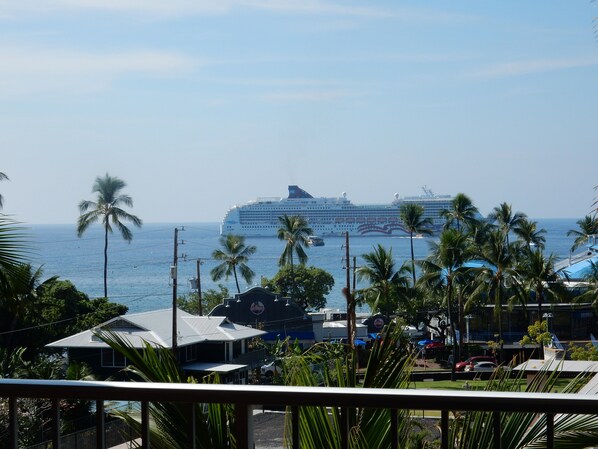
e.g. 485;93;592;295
46;308;265;349
513;359;598;373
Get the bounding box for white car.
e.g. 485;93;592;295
464;361;498;372
261;361;282;377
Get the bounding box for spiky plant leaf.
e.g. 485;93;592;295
98;330;235;449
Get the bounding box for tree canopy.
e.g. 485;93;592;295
262;265;334;311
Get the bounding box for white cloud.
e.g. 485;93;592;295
0;0;474;22
0;45;197;95
469;56;598;79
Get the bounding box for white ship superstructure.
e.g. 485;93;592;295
220;185;453;237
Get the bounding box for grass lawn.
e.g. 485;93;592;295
409;378;575;392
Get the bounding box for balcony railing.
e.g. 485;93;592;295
2;378;598;449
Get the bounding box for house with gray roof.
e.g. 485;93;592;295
46;308;266;383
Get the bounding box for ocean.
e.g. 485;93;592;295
26;219;581;314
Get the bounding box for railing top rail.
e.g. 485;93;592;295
1;379;597;415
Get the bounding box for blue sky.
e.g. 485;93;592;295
1;1;597;224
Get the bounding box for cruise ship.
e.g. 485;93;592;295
220;186;454;237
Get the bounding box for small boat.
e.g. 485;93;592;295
307;235;325;246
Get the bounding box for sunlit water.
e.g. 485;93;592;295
26;219;581;314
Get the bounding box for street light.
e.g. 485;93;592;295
543;312;553;334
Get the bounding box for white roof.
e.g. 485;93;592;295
513;359;598;374
46;308;265;349
183;362;247;373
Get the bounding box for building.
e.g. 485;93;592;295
46;308;266;383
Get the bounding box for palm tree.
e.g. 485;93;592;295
516;249;563;358
0;171;8;210
419;228;471;373
0;216;29;295
441;192;479;232
513;217;546;251
399;203;432;284
277;214;312;300
487;202;527;246
77;174;142;298
472;229;522;363
567;215;598;253
356;245;409;315
575;260;598;308
277;214;312;267
210;234;257;293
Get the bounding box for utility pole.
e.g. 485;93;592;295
172;227;179;358
196;258;203;316
345;231;354;350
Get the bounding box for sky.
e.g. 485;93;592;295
1;0;597;224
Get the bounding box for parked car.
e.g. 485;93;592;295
424;341;445;350
464;361;498;372
455;355;497;372
261;361;282;377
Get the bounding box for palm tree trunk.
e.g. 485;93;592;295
537;285;544;359
446;278;457;381
290;252;295;300
103;225;109;298
233;267;240;293
409;232;416;285
458;292;464;363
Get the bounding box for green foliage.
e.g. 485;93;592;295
99;330;235;449
261;265;334;310
568;342;598;361
0;277;127;355
0;216;30;293
356;245;410;315
211;234;256;293
77;173;142;298
277;323;418;449
449;361;598;449
519;320;552;347
179;285;230;315
276;214;313;267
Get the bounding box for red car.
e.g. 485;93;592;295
455;355;497;372
424;341;445;350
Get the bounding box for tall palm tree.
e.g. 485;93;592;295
567;215;598;253
356;244;409;315
516;249;563;358
472;229;521;363
0;171;8;210
419;228;471;373
77;174;142;298
513;217;547;251
399;203;433;284
210;234;257;293
277;214;312;300
441;192;479;232
487;202;527;246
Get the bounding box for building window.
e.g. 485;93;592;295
101;348;127;367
